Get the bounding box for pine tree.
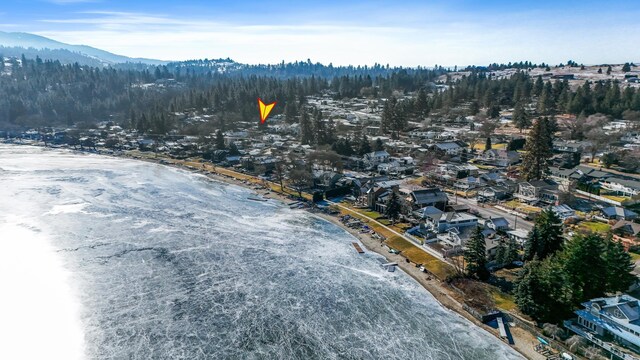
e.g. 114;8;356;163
485;137;492;151
521;117;553;181
524;226;541;261
524;209;563;260
603;236;636;293
358;134;372;155
464;227;489;280
515;256;572;322
495;241;507;266
299;110;313;145
228;142;240;155
537;81;555;115
414;88;429;116
373;138;384;151
563;233;608;302
513;102;531;132
515;258;545;319
533;75;544;96
215;129;226;150
384;191;402;224
504;238;520;265
622;63;632;72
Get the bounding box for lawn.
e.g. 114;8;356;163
385;236;454;280
359;210;382;219
630;252;640;262
503;200;541;213
601;194;630;203
473;143;508;151
578;221;611;234
488;286;517;311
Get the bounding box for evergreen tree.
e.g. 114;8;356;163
504;238;520;265
622;63;632;72
524;209;563;260
373;138;385;151
495;241;507;266
607;65;612;75
228;142;240;155
464;227;489;280
603;236;636;293
515;256;572;323
537;81;555;115
215;129;226;150
513;102;531;132
384;191;402;224
562;233;608;302
521;117;553;181
283;101;298;124
515;258;546;319
414;88;429;116
469;101;480;116
533;75;544;96
485;137;492;151
299;109;314;145
488;104;501;119
357;134;372;155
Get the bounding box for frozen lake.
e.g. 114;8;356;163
0;145;522;359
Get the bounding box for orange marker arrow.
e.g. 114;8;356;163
258;98;276;124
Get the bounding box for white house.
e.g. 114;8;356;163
566;295;640;357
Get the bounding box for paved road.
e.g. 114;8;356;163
452;196;534;232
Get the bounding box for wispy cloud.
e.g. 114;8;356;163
45;0;100;4
33;8;640;66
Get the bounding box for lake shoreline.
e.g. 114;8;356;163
112;151;543;360
7;144;542;359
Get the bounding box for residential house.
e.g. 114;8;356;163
414;205;444;219
507;229;530;245
437;227;499;257
454;176;486;190
364;150;390;166
612;220;640;249
366;180;401;213
553;140;587;154
565;295;640;357
477;149;520;167
515;180;560;205
485;217;510;231
426;211;479;233
432;141;464;156
406;188;448;211
313;171;345;190
601;177;640;198
477;186;511;202
550;204;577;221
600;207;639;221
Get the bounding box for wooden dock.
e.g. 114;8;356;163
352;242;364;254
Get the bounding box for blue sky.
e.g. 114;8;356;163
1;0;639;66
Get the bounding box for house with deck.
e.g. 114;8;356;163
565;295;640;359
406;188;448;211
514;180;560;205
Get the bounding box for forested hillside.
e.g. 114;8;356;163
1;54;639;136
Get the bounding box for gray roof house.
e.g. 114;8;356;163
601;206;638;221
565;294;640;357
485;217;510;231
406;188;448;210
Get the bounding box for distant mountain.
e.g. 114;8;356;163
0;31;167;66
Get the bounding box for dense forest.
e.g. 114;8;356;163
0;55;447;133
